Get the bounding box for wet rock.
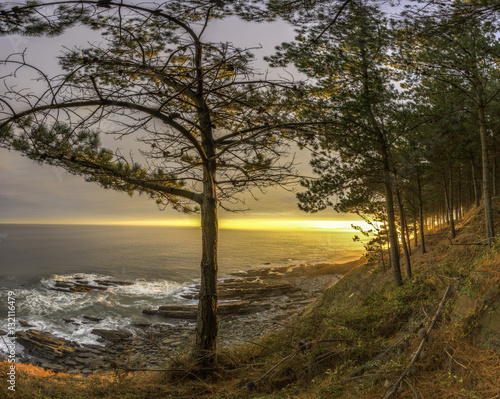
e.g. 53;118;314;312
180;280;301;300
91;329;133;342
143;307;197;319
64;359;78;367
0;330;8;335
18;320;35;327
16;330;76;361
50;279;134;293
95;279;134;287
131;321;152;328
83;316;104;322
144;301;272;319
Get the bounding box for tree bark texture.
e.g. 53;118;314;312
383;167;403;286
471;158;481;208
417;173;426;254
396;190;412;278
443;170;455;239
195;170;219;366
413;212;418;248
478;100;495;244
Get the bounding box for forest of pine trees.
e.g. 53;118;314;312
279;1;500;286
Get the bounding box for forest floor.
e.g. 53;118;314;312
2;202;500;398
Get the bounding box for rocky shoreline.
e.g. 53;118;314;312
1;259;362;375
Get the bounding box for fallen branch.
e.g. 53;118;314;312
404;378;419;399
383;285;451;399
445;348;469;371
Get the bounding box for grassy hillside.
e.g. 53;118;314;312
2;203;500;398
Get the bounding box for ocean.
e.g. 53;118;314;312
0;224;363;352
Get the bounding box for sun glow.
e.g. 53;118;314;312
88;218;364;231
97;219;361;230
217;219;364;231
12;218;372;232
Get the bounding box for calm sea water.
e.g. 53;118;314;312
0;224;362;350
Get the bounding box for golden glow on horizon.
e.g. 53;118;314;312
113;219;368;231
218;219;360;231
2;218;370;231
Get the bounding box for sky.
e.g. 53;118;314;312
0;5;363;231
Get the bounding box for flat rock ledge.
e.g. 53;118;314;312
143;301;272;319
142;265;340;321
50;278;134;293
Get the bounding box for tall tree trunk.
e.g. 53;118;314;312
471;158;480;207
383;167;403;286
444;198;449;225
478;100;495;244
443;171;456;239
397;190;412;278
385;220;392;273
458;166;463;220
195;168;219;366
380;242;386;271
405;215;412;255
413;211;418;248
417;171;426;254
493;143;497;197
195;92;219;366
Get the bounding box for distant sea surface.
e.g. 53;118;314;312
0;224;362;350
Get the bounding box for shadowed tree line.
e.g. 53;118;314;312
0;0;499;370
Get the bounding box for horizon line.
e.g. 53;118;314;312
0;219;365;232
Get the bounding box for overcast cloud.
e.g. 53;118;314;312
0;8;354;226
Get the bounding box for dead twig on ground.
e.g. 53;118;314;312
445;348;469;371
404;378;419;398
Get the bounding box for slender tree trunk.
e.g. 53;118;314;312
385;220;392;273
405;216;411;255
493;144;497;197
417;171;426;254
195;93;219;366
419;205;426;253
413;211;418;248
471;158;480;207
397;190;411;278
444;197;449;225
383;166;403;286
458;166;462;220
195;168;219;366
448;167;456;238
380;242;386;271
478;100;495;244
